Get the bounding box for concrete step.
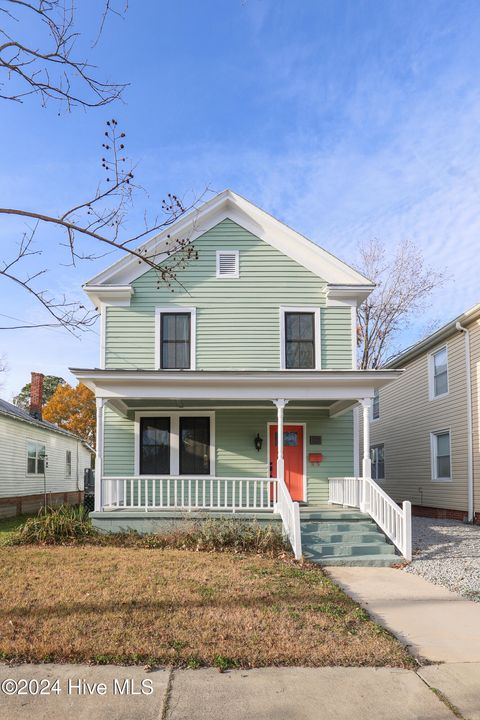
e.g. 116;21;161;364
302;542;396;557
304;553;401;567
301;521;379;533
304;532;386;544
300;510;369;521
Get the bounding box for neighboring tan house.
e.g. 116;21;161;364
72;189;412;563
368;304;480;524
0;372;93;518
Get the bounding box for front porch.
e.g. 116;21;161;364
72;368;408;560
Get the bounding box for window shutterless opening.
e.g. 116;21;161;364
180;416;210;475
140;417;171;474
161;312;191;369
285;312;315;369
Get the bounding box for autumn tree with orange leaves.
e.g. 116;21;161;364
43;383;95;448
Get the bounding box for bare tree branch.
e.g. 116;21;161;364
355;238;446;368
0;0;127;109
0;120;205;333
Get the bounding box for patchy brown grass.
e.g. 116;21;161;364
0;546;413;669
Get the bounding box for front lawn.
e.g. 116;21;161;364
0;546;413;668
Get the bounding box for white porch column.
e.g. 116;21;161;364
274;399;288;485
95;398;105;512
359;398;372;512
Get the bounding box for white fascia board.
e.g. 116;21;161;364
70;369;402;401
327;285;372;306
84;285;134;308
82;189;374;290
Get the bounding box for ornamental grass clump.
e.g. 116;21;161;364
10;505;96;545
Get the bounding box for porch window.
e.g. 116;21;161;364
140;417;170;474
370;444;384;481
27;440;46;475
285;312;315;369
161;313;191;369
431;430;451;481
180;416;210;475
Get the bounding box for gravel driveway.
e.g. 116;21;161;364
405;517;480;601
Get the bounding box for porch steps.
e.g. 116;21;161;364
300;513;399;567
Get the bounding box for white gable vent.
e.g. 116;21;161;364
216;250;239;278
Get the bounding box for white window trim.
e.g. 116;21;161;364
155;306;197;370
370;443;385;482
26;439;46;477
430;428;452;482
428;345;449;400
216;249;239;279
280;306;321;370
134;411;215;477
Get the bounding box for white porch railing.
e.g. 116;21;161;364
102;476;278;512
275;472;302;560
328;476;412;561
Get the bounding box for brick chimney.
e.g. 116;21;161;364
30;372;44;420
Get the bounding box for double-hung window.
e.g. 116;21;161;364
372;388;380;420
429;346;448;398
431;430;451;481
27;441;46;475
281;308;320;369
155;307;196;370
370;445;385;481
138;414;213;476
65;450;72;478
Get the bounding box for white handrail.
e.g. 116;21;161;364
276;474;302;560
363;477;412;561
101;475;277;513
328;476;412;561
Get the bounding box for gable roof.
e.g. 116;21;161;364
0;397;92;449
387;303;480;368
83;189;373;303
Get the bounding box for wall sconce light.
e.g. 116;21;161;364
254;433;263;452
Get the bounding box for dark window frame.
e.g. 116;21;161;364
284;311;316;370
139;416;171;475
160;312;191;370
179;416;211;476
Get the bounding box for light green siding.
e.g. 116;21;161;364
105;219;353;371
103;407;354;506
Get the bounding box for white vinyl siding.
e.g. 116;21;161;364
216;250;239;278
0;414;91;501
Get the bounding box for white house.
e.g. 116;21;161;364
0;373;92;518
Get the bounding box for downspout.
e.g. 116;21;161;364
456;322;474;523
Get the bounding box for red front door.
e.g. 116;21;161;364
269;424;304;502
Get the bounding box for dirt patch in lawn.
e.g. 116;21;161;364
0;546;413;668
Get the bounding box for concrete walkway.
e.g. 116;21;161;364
1;663;474;719
326;566;480;662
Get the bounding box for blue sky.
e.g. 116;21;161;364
1;0;479;399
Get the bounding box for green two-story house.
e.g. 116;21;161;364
73;190;410;563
